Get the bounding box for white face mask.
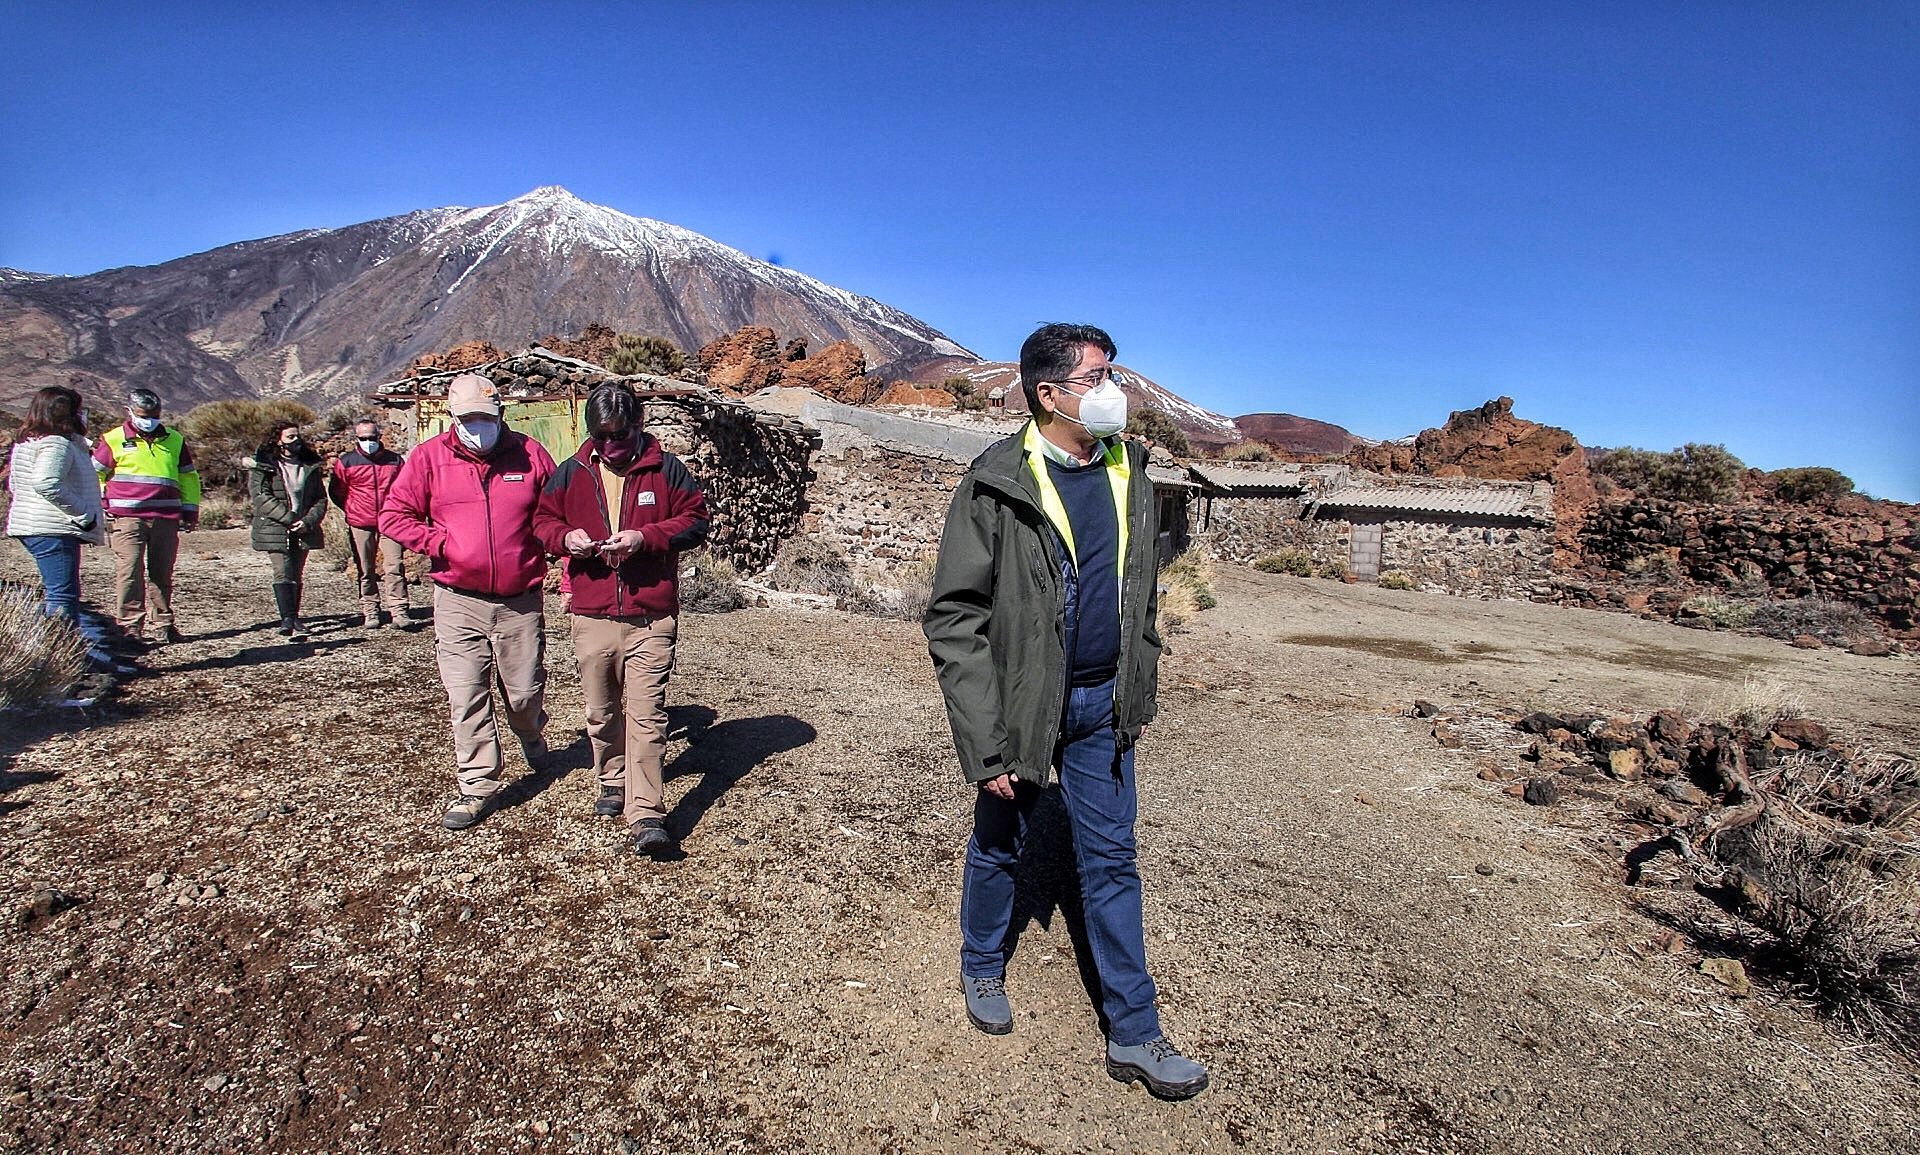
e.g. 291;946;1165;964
357;437;381;455
1062;380;1129;439
454;418;501;454
130;414;162;434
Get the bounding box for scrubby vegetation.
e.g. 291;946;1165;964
1377;570;1416;591
1223;440;1276;463
1124;408;1189;456
1157;554;1216;632
1593;443;1745;504
178;399;319;493
940;377;990;412
0;584;88;709
1769;467;1855;504
606;334;687;378
681;551;747;614
1254;550;1315;577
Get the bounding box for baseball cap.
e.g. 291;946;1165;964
447;373;501;417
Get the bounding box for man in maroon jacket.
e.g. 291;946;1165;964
380;374;558;831
328;417;411;630
534;383;710;857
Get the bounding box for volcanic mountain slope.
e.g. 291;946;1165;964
0;187;973;412
1233;412;1362;457
902;357;1244;452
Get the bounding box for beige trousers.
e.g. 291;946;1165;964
109;517;179;632
431;585;548;799
348;524;409;614
571;613;678;824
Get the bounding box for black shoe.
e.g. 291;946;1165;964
594;787;624;818
284;618;309;640
631;819;674;857
152;626;185;646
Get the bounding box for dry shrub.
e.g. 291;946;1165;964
1693;675;1807;736
195;491;245;531
0;584;89;709
769;535;860;599
1158;554;1216;633
1223;441;1275;463
1709;752;1920;1051
1254;550;1314;577
1682;594;1758;630
681;551;746;614
1377;570;1416;591
886;557;937;623
1749;597;1882;648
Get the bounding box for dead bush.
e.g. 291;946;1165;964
317;508;354;573
1253;550;1314;577
886;557;937;623
769;535;861;599
1748;597;1882;648
1710;778;1920;1052
681;551;746;614
1158;554;1216;633
0;583;89;709
195;491;245;531
1377;570;1416;591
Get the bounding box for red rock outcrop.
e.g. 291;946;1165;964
778;341;871;404
1233;413;1358;457
875;382;956;408
410;340;504;374
698;327;786;395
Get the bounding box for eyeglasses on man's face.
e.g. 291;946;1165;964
1047;366;1123;392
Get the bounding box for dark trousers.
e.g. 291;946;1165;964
959;677;1162;1046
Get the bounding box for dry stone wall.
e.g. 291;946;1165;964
1577;499;1920;632
648;401;813;573
1196;497;1343;564
803;445;965;573
1375;518;1554;598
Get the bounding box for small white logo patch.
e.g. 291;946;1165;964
503;474;524;482
637;491;658;506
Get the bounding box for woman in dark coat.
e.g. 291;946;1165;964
248;421;327;638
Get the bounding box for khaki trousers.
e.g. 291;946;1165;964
571;613;677;824
109;517;180;632
348;525;409;615
432;586;548;799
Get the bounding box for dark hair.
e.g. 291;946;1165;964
127;387;162;414
257;420;315;463
21;386;85;439
1018;323;1116;412
585;383;641;434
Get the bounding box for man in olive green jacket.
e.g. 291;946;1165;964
924;322;1208;1100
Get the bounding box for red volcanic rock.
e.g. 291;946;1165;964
876;382;956;408
410;340;505;374
698;326;785;395
779;340;872;404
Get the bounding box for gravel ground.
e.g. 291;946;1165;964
2;533;1916;1154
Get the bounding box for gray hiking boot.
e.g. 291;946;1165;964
593;787;624;818
1106;1036;1209;1099
442;794;499;831
631;818;674;858
962;974;1013;1035
517;732;549;768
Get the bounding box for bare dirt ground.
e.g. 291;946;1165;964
2;532;1917;1154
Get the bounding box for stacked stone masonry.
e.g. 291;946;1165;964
1578;499;1920;632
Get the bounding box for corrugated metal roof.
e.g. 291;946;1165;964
1311;486;1545;520
1146;465;1196;488
1187;463;1308;491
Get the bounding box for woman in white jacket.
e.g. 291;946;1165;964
7;386;108;626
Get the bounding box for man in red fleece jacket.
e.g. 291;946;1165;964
380;373;557;831
533;383;709;857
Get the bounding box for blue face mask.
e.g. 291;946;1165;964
130;414;162;434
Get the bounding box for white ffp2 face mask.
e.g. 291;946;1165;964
1064;380;1129;439
454;419;501;454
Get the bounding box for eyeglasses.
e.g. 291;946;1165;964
1047;367;1119;392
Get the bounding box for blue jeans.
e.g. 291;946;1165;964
960;678;1161;1046
18;534;82;620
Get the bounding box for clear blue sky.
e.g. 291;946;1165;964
5;2;1916;499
